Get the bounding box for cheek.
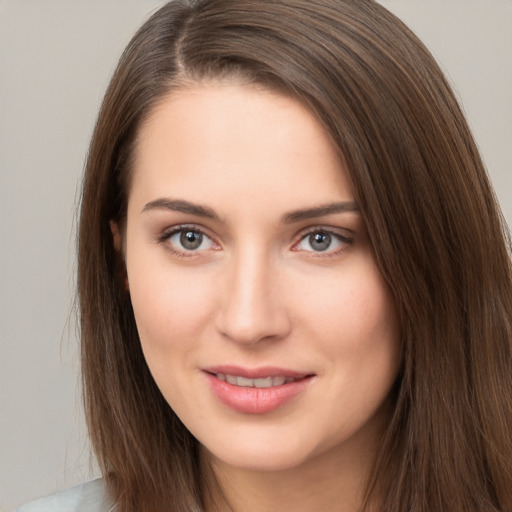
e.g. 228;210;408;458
126;259;218;410
293;261;399;351
126;247;216;356
293;258;401;411
305;266;401;432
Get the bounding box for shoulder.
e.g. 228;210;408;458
12;478;114;512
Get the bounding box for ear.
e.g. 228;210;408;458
110;220;123;253
110;220;130;292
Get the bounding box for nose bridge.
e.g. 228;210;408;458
217;243;289;344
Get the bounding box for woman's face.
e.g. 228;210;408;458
123;83;401;472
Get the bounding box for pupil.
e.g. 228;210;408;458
310;232;331;251
180;230;202;250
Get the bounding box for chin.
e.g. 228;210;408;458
202;432;316;473
211;450;310;473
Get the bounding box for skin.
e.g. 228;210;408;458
118;83;401;512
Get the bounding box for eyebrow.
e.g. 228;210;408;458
142;198;220;220
281;201;359;224
141;198;359;224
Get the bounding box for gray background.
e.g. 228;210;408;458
1;1;511;510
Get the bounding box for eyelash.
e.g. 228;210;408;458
156;224;353;258
157;224;218;258
293;227;353;258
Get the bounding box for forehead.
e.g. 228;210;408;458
129;83;353;215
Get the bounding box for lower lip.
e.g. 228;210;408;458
204;373;313;414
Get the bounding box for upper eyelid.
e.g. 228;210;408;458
291;226;354;251
159;223;213;239
295;225;353;241
156;224;353;248
158;225;219;255
156;225;215;250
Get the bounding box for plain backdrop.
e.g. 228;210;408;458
1;1;511;510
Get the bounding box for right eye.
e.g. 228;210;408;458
160;226;218;256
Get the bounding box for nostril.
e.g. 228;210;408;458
215;264;292;344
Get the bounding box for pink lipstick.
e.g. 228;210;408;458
203;365;314;414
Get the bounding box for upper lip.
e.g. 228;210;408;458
202;365;312;379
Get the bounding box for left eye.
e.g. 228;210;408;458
167;229;215;252
296;231;346;253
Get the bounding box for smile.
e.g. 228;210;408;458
215;374;298;388
203;367;314;414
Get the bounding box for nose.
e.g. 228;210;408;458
215;246;291;345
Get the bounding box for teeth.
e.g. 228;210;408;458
225;374;237;385
255;377;273;388
237;376;254;387
272;376;286;386
216;373;296;388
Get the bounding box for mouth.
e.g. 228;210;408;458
212;373;300;388
203;366;315;414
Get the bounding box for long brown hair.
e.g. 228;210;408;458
78;1;512;510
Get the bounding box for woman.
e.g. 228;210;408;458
15;0;512;511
